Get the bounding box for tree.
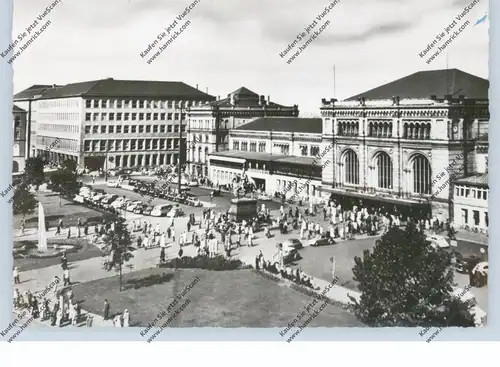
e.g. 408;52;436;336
48;159;79;205
101;217;135;291
24;156;45;189
349;222;475;327
11;184;38;220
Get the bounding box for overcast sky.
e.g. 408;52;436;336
10;0;489;115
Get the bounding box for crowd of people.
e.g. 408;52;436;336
253;250;320;291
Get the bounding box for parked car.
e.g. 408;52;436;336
101;194;118;205
143;206;154;216
452;287;487;326
133;204;148;214
471;261;488;287
167;207;184;217
111;197;127;209
283;238;303;250
454;253;482;274
107;180;120;188
188;180;199;187
257;194;272;201
427;235;450;249
126;201;143;212
277;242;301;264
151;204;173;217
309;236;334;247
91;193;106;203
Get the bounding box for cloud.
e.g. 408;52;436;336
313;20;415;44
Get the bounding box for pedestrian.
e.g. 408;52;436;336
103;299;110;321
123;309;130;327
63;268;70;286
114;314;122;327
160;248;165;263
67;227;71;239
84;223;89;236
13;266;20;284
59;218;64;229
86;314;93;327
55;225;61;235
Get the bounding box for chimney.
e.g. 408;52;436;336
196;84;198;89
217;95;220;101
206;87;208;94
267;95;270;103
230;93;235;105
330;98;337;105
321;98;327;105
430;95;437;100
259;95;266;105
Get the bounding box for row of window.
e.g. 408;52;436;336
85;112;186;122
39;113;80;122
14;117;23;140
38;123;80;133
403;123;431;140
232;141;267;152
461;209;488;227
84;99;206;109
189;134;210;143
368;122;393;138
39;99;80;109
341;149;432;194
84;124;184;134
299;145;320;156
338;122;359;136
84;138;180;152
189;120;216;130
455;185;488;200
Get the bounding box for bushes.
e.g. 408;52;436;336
158;255;244;271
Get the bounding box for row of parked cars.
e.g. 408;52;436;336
76;186;184;217
129;179;203;207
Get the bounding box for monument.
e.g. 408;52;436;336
228;197;258;222
37;202;48;252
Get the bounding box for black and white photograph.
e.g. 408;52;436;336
4;0;490;341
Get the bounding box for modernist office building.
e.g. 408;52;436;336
14;78;215;170
318;68;489;220
452;133;489;230
186;87;299;177
208;117;324;199
12;105;27;173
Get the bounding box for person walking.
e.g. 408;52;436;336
103;299;110;321
13;266;20;284
123;309;130;327
63;268;70;286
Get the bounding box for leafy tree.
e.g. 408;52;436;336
24;156;45;189
48;159;79;205
11;183;38;220
349;222;475;327
101;217;135;291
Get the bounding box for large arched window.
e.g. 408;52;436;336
376;152;393;189
412;154;431;194
343;150;359;185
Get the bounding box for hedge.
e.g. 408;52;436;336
158;255;245;271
